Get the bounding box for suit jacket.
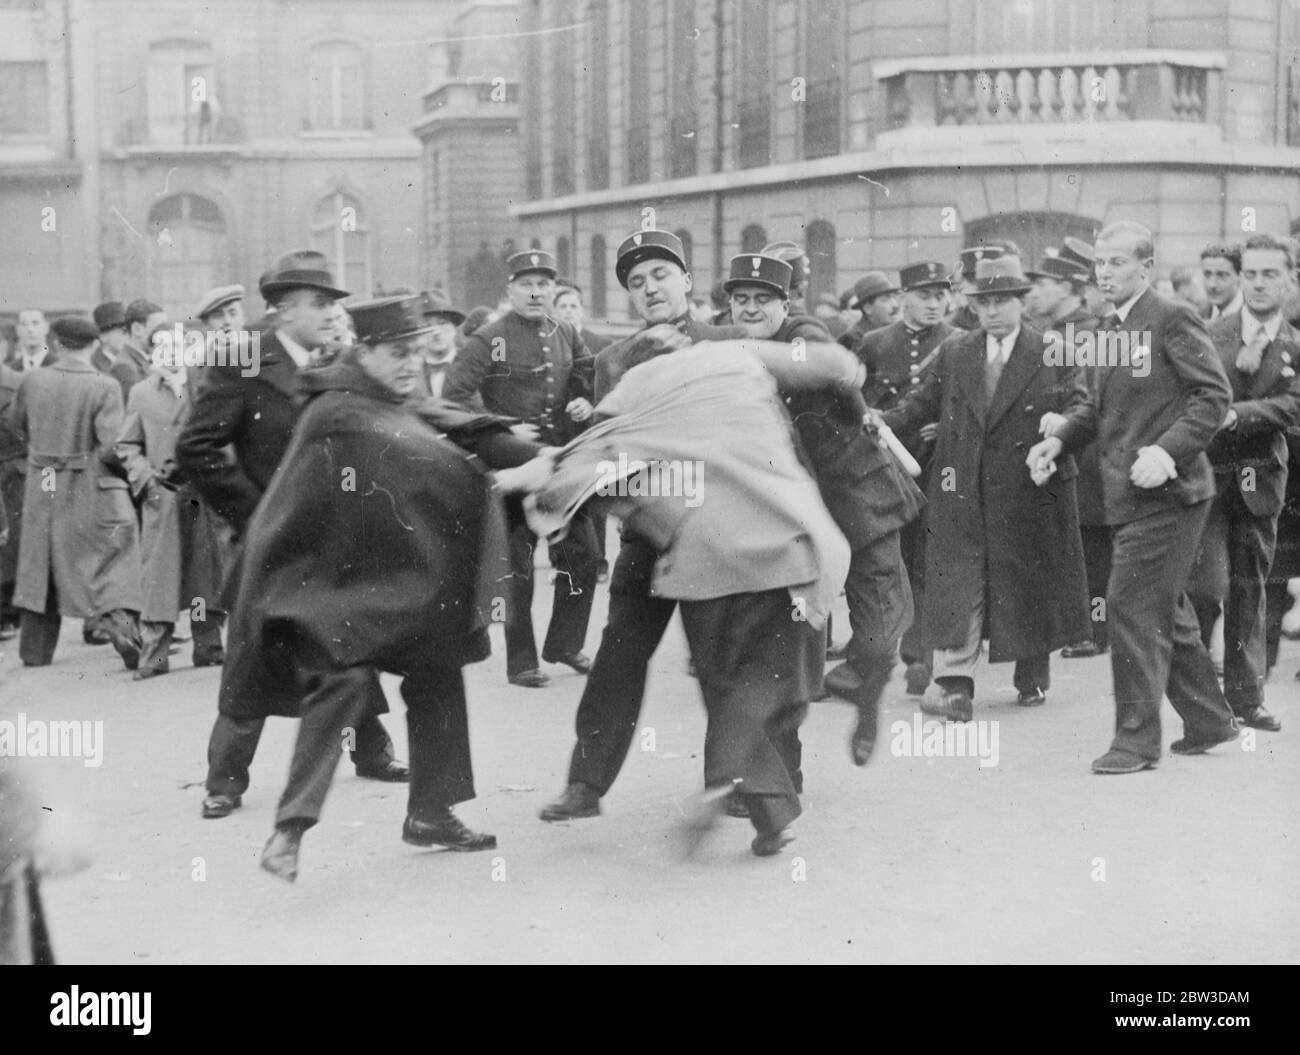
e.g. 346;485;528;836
884;324;1091;659
594;314;745;400
1056;287;1231;526
174;329;303;536
1204;312;1300;518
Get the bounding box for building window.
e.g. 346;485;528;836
741;224;768;254
0;61;48;137
801;1;842;160
551;1;576;196
736;0;771;169
311;191;371;295
589;235;607;317
805;220;837;307
556;236;571;279
308;41;365;131
147;41;216;145
976;0;1131;51
669;0;698;178
673;228;694;272
147;194;227;320
587;0;610;190
965;212;1100;270
626;4;650;183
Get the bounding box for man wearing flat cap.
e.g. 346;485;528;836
884;255;1092;721
7;316;143;668
838;271;902;353
235;294;544;880
540;227;746;822
855;261;957;694
443;249;599;688
726;253;922;770
178;249;408;821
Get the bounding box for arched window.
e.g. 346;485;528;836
147;39;215;145
673;229;694;272
589;235;607;318
805;220;837;307
556;236;571;279
311;191;371;295
308;41;365;131
965;211;1100;270
147;193;228;320
740;224;768;254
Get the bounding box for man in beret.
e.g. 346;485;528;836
111;300;167;402
885;256;1092;720
90;302;127;374
246;295;541;880
838;272;902;352
7;317;143;668
444;249;599;688
726;253;922;769
855;262;957;694
177;250;408;821
540;227;746;822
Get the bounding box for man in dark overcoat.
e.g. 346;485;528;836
884;257;1092;720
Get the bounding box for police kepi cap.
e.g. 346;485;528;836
507;250;558;281
348;295;434;345
723;254;793;297
898;262;952;292
615;229;688;288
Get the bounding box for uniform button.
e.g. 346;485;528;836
910;350;918;358
909;364;920;374
911;377;920;385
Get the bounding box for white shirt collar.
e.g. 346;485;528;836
276;329;313;370
985;327;1019;362
1113;286;1147;323
1241;306;1283;344
20;346;48;370
1211;289;1245;320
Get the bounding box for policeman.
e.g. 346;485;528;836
855;261;957;695
443;250;598;687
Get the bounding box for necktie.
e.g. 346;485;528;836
985;338;1007;403
1236;329;1268;375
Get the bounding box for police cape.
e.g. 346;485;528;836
218;361;528;721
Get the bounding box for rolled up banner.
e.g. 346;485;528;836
875;423;923;478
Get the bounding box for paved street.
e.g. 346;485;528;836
2;582;1296;965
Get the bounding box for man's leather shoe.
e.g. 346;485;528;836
850;702;878;765
542;651;592;674
202;793;241;818
751;829;794;857
355;758;410;782
823;661;864;701
509;668;549;688
402;811;496;851
1170;724;1239;755
1017;687;1047;707
193;653;224;668
1237;705;1281;732
260;826;303;882
539;782;601;822
1091;750;1156;774
132;665;169;681
923;689;973;722
1061;640;1106;658
82;624;111;645
725;793;750;819
904;662;931;696
0;624;16;641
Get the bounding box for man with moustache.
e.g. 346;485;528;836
726;253;921;766
111;301;167;402
1201;243;1244;321
1186;234;1300;733
540;228;744;822
884;257;1091;719
855;262;956;694
1028;221;1239;773
443;250;599;688
177;250;408;821
838;272;901;352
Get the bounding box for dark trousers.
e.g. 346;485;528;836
1080;524;1113;648
18;572;137;667
680;590;808;837
139;614;226;674
1188;489;1277;714
1;580;19;631
567;535;677;795
275;665;474;828
504;501;598;675
844;530;913;712
205;671;395;798
897;513;931;673
1108;501;1237;760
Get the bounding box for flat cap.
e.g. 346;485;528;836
195;284;246;321
51;316;100;350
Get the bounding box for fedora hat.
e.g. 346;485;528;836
970;257;1033;296
420;290;467;327
261;250;350;300
849;271;901;308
